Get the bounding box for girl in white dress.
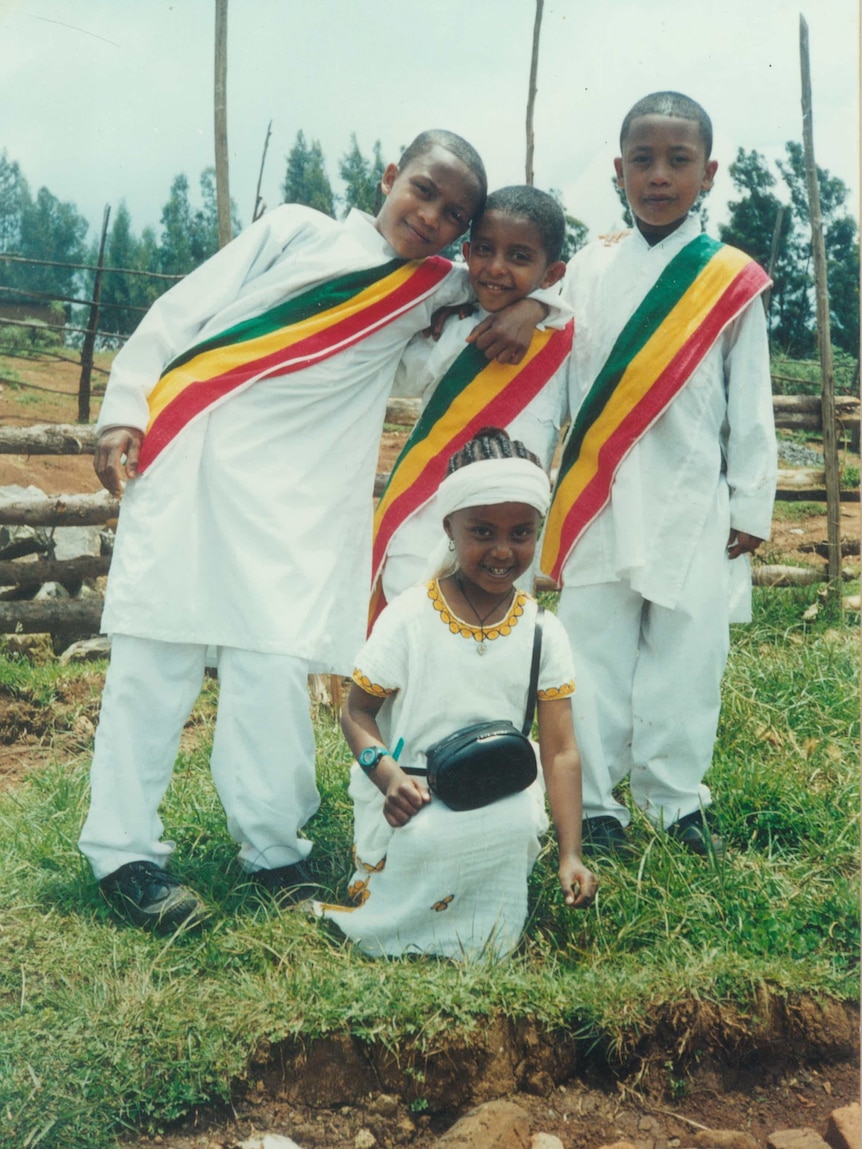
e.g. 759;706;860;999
317;429;597;960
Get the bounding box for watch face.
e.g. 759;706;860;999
359;746;384;770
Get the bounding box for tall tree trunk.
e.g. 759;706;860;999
525;0;544;186
214;0;231;248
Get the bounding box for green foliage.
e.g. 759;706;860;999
282;131;335;218
771;348;859;397
0;596;857;1148
0;151;89;317
339;133;385;216
159;169;241;278
720;144;859;359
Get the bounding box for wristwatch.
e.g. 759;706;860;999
358;746;389;774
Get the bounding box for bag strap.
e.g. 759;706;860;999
400;602;544;774
521;605;544;737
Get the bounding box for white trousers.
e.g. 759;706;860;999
558;542;731;829
78;635;320;880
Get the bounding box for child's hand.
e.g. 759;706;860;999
383;772;431;827
559;854;598;909
94;426;144;496
466;298;549;364
727;530;764;559
423;301;477;341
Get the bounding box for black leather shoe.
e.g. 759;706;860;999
582;815;629;854
99;861;206;931
248;860;317;904
667;811;726;860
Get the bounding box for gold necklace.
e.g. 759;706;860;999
454;574;515;655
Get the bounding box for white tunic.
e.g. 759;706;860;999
98;207;469;671
320;581;575;960
559;216;776;609
381;311;568;599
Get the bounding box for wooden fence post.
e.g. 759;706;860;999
524;0;544;186
78;204;110;424
800;17;842;606
214;0;232;249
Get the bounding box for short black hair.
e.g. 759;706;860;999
620;91;713;158
473;185;566;263
446;427;543;475
398;130;488;208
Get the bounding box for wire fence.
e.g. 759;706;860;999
0;244;186;421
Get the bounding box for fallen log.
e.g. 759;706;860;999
0;597;103;634
799;539;860;558
0;491;119;526
753;564;825;586
775;487;859;502
0;555;111;589
776;468;859;502
0;423;98;454
773;394;859;416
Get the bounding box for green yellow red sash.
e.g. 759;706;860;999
369;319;573;625
137;255;452;472
540;235;769;582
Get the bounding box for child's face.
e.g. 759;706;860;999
375;145;484;261
444;501;540;600
614;114;718;243
463;210;566;313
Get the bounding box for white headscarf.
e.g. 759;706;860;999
424;457;551;581
436;457;551;520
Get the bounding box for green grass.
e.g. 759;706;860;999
0;588;858;1148
771;348;858;396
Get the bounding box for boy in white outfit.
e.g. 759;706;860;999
80;130;552;930
542;92;777;857
373;185;570;613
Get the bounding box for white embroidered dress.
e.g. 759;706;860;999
320;581;575;960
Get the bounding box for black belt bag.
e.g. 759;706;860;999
403;608;544;812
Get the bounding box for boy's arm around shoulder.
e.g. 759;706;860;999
466;284;572;363
724;298;778;550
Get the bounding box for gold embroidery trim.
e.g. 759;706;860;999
352;669;393;698
537;680;575;700
426;579;527;646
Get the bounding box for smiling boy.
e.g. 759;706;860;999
542;92;777;858
371;185;571;613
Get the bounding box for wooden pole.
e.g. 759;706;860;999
78;204;110;424
525;0;544;185
214;0;232;248
799;16;842;602
253;120;273;222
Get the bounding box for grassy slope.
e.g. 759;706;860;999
0;585;858;1149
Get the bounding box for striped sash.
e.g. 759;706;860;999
370;319;573;624
541;236;769;582
137;255;452;472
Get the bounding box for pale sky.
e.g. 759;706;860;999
0;0;858;246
